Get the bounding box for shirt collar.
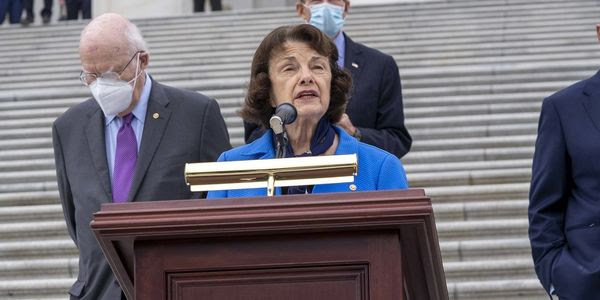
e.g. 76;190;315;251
333;126;358;155
104;72;152;126
334;32;345;68
242;130;276;159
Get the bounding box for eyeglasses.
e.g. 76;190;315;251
79;51;142;86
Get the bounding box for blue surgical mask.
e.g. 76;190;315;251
307;3;345;38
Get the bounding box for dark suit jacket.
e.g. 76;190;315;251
52;79;231;300
529;70;600;299
244;33;412;158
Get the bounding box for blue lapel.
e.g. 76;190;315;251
240;130;276;159
582;70;600;135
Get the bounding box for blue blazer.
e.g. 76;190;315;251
529;70;600;299
208;127;408;198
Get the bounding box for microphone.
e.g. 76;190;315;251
269;103;297;158
269;103;297;135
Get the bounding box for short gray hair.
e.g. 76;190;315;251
124;22;149;54
80;15;149;56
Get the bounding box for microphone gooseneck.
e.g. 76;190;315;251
269;103;297;158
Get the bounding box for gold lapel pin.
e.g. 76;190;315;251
152;113;159;119
349;184;357;191
351;63;359;69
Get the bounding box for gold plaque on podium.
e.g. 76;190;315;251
185;154;358;196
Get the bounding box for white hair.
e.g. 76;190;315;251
79;14;149;56
124;22;149;54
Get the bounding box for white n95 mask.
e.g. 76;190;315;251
90;53;141;116
90;78;135;116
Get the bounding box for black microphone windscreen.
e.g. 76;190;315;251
275;103;297;125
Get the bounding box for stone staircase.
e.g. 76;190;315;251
2;0;599;298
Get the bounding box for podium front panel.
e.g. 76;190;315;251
92;190;448;300
135;231;402;300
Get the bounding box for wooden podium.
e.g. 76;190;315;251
91;189;448;300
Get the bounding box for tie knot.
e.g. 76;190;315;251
121;113;134;126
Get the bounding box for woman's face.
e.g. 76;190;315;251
268;41;332;122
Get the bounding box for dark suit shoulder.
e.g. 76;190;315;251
544;72;595;106
347;36;397;66
54;98;99;129
155;81;215;109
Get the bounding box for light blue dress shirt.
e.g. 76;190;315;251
104;73;152;182
334;31;345;68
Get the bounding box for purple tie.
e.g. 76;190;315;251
112;113;137;203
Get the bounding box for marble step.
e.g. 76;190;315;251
411;135;536;151
402;146;534;164
0;257;78;280
436;218;528;241
1;3;597;48
440;237;531;262
0;220;68;240
2;39;598;72
0;278;71;299
0;239;76;259
0;182;58;194
448;278;546;300
433;200;529;222
0;133;534;155
0;197;527;225
0;191;59;207
408;123;538;140
408;168;530;187
444;258;536;282
0;158;55;172
0;204;63;222
1;57;595;86
3;27;599;67
425;183;529;202
0;128;52;140
404;158;531;173
406;112;539;129
0;148;54;161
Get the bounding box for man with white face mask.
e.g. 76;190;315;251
244;0;412;159
51;13;231;300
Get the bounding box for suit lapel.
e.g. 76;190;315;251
343;34;364;103
85;108;113;201
128;81;172;201
240;130;276;160
582;70;600;134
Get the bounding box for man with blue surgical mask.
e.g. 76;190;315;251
52;13;231;300
244;0;412;159
302;0;347;38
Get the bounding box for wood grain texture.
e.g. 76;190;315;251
91;189;448;300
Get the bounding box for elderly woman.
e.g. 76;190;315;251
208;24;407;198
